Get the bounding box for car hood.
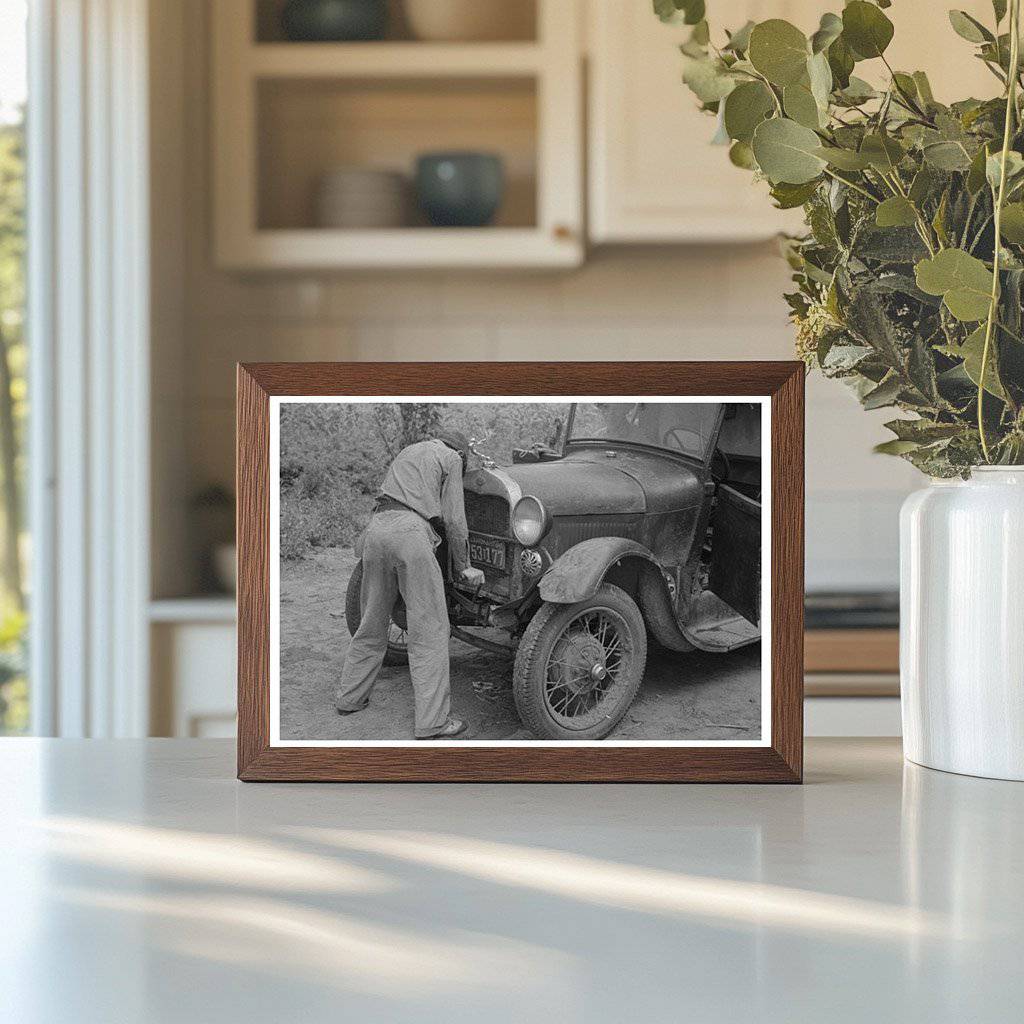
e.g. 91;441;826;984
466;447;704;516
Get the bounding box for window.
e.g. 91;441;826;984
0;0;28;734
568;402;722;461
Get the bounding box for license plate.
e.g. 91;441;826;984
470;536;506;570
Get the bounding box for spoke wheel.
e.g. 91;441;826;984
513;583;647;740
345;561;410;667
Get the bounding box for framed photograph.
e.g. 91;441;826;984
237;362;804;782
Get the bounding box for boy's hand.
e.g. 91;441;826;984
460;567;486;586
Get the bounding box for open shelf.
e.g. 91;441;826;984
213;0;582;268
249;42;544;78
222;227;579;269
257;76;537;232
254;0;538;45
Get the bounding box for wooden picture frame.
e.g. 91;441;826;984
237;362;804;782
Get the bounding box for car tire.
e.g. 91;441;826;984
513;583;647;740
344;561;410;667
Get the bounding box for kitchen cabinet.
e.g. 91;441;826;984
211;0;584;269
587;0;999;244
588;1;812;243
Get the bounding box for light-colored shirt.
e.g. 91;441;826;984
380;439;470;573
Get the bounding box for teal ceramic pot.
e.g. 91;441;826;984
281;0;388;42
415;152;505;227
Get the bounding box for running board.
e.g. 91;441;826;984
679;590;760;653
450;625;517;657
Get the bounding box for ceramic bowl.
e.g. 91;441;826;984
415;152;505;228
403;0;534;42
281;0;388;42
315;168;409;228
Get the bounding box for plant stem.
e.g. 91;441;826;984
749;69;783;116
968;212;994;253
874;168;937;254
979;0;1021;463
821;167;879;203
881;54;929;119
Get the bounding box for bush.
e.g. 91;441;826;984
278;402;568;560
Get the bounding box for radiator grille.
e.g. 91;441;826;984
465;492;510;537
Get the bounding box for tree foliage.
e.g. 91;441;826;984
0;112;27;733
662;0;1024;475
278;403;567;560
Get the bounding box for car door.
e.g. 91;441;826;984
709;484;761;626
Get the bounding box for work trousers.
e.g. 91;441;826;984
335;510;451;736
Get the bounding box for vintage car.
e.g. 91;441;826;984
346;401;762;740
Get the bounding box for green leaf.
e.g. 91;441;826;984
770;179;820;209
842;1;895;60
875;196;918;228
1000;202;1024;242
908;335;941;403
967;142;993;193
986;150;1024;190
724;20;755;53
752;117;827;184
856;226;929;263
847;285;909;372
932;189;950;246
909;165;936;205
923;141;973;171
862;374;902;409
885;418;963;443
993;0;1008;24
748;19;810;87
807;51;833;110
912;71;935;105
948;10;993;44
959;324;1006;398
681;55;737;103
835;76;878;105
860;133;905;173
892;72;919;102
654;0;705;25
653;0;676;23
814;145;872;170
874;439;921;456
723;81;775;143
810;12;843;54
783;83;822;129
827;35;855;89
710;108;730;145
689;20;710;46
915;249;994;321
728;140;758;169
681;0;705;25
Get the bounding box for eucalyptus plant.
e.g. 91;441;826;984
658;0;1024;475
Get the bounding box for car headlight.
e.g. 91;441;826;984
511;495;550;547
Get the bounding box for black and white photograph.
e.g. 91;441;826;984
270;397;770;745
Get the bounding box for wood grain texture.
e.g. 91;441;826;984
804;629;899;674
236;366;270;777
236;361;805;782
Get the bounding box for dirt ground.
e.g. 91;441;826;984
279;547;762;742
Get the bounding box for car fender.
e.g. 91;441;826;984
539;537;664;604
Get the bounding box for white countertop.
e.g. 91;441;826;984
2;738;1021;1023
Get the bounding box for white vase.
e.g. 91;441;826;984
900;467;1024;780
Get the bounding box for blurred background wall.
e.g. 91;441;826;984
148;0;990;736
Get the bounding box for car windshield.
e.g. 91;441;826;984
568;402;722;459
